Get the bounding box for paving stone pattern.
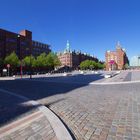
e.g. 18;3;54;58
1;71;140;140
0;90;57;140
38;83;140;140
1;115;57;140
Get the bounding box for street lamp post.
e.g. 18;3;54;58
18;35;22;79
30;54;32;79
29;39;32;79
20;61;23;79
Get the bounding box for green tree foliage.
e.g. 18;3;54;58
53;53;61;67
36;53;47;67
46;53;54;68
80;60;104;70
23;55;36;67
4;52;19;67
35;52;61;69
80;60;87;70
124;63;129;69
46;52;61;68
23;56;30;67
97;62;105;69
2;52;61;74
80;60;95;70
32;57;37;68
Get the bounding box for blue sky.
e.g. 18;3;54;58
0;0;140;61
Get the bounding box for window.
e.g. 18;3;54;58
6;38;17;43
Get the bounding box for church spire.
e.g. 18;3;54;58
117;41;120;46
66;40;70;51
64;40;71;53
116;41;121;49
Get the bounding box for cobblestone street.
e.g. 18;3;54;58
39;83;140;140
0;111;56;140
0;71;140;140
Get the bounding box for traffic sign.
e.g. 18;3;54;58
7;64;10;68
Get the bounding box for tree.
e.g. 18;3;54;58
21;52;61;73
36;53;47;67
90;61;97;69
23;56;30;67
80;60;96;70
28;52;61;72
124;63;129;69
97;62;104;69
80;60;88;70
32;57;37;68
4;52;19;75
80;60;87;70
80;60;104;70
43;52;61;70
53;53;61;67
46;53;54;68
46;52;61;68
4;52;19;68
23;55;36;67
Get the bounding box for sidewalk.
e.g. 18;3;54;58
0;109;57;140
0;77;16;81
0;89;72;140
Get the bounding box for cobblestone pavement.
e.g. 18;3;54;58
0;90;57;140
99;70;140;83
0;71;140;140
0;111;56;140
131;70;140;81
39;83;140;140
96;71;131;83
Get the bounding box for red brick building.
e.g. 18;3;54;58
57;41;98;68
32;40;51;57
105;42;129;71
0;28;51;59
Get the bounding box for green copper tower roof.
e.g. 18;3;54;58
64;40;71;53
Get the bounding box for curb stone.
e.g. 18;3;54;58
0;88;73;140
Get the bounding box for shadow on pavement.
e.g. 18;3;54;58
0;102;40;127
0;74;104;126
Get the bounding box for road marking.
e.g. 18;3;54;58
0;88;28;101
89;80;140;85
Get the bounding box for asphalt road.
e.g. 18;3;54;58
0;88;38;127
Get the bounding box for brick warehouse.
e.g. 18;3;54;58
57;41;99;69
105;42;129;71
0;28;51;59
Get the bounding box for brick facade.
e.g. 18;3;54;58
0;28;51;59
32;40;51;57
57;46;98;68
105;43;129;71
